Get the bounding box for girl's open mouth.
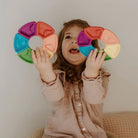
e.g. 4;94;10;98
69;48;80;54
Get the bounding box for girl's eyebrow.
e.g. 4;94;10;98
65;32;71;35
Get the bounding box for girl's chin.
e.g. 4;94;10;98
68;59;86;66
63;53;86;65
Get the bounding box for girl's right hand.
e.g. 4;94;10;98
31;47;55;82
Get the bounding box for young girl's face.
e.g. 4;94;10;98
62;25;86;65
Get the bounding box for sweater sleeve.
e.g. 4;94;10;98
81;70;110;104
40;72;65;102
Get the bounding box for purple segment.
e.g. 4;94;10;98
77;31;92;47
18;21;37;39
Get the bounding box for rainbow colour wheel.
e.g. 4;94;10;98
14;21;58;63
77;26;121;61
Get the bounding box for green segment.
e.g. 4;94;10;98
97;49;112;61
18;47;35;63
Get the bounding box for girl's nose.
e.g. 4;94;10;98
72;39;77;44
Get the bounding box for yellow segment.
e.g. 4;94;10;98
42;47;53;58
104;44;120;58
47;50;53;58
47;49;53;58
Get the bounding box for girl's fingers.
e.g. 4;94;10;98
39;47;45;63
100;52;106;64
96;49;103;62
43;48;49;61
31;50;37;64
91;48;97;61
36;47;41;63
87;50;93;61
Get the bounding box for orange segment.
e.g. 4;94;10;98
101;29;119;44
104;44;120;58
42;33;58;54
37;21;54;39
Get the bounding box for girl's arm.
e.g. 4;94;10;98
82;70;110;104
40;71;65;102
32;47;64;102
82;49;110;104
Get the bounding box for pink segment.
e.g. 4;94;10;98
100;29;119;44
42;33;58;53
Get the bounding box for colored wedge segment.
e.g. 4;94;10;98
14;33;29;53
77;31;92;47
46;49;53;58
17;47;34;63
104;44;121;58
18;21;37;39
100;29;119;44
97;49;112;61
84;26;104;40
79;45;95;57
42;33;58;53
37;21;54;39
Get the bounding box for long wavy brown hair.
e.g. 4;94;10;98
53;19;99;84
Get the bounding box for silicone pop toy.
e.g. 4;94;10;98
14;21;58;63
77;26;121;60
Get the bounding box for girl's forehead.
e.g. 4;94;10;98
64;25;83;34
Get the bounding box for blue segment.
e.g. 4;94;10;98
14;33;29;53
79;45;95;57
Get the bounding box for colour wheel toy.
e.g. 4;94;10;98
77;26;121;61
14;21;58;63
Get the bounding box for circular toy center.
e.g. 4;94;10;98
97;40;105;50
29;36;43;50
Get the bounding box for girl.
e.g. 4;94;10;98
31;19;113;138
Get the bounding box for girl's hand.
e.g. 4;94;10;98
31;47;56;82
84;49;106;78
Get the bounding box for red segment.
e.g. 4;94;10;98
37;21;55;39
84;26;104;40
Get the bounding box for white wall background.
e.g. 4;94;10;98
1;0;138;137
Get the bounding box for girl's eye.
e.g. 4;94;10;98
65;35;71;39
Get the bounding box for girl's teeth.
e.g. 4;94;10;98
70;49;79;53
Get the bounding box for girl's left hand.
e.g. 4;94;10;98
84;49;106;78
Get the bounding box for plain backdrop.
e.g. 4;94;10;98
0;0;138;138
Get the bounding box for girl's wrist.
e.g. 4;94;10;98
83;69;100;79
40;71;56;83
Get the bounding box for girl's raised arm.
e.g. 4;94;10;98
32;47;64;102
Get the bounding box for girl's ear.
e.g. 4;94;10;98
42;33;58;54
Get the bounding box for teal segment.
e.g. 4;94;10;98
79;45;112;61
14;33;29;53
79;44;95;57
